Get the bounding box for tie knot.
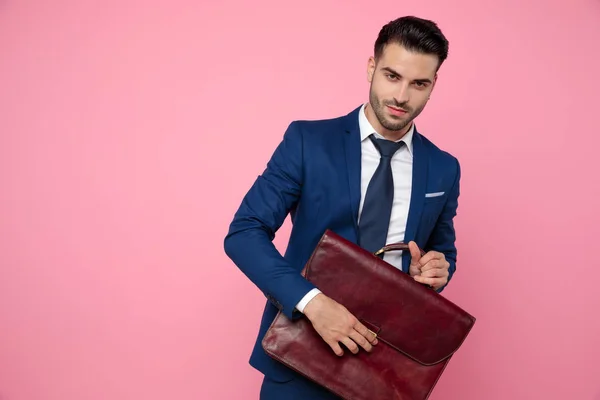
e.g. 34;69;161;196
369;135;404;158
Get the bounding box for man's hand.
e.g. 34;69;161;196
303;293;378;356
408;241;449;290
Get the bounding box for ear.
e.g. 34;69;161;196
367;56;376;83
428;73;438;98
425;74;438;100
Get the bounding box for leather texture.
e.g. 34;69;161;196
262;229;476;400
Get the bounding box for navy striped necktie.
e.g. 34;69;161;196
358;134;404;254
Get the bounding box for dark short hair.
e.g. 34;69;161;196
374;16;449;69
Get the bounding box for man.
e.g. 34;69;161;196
224;15;460;399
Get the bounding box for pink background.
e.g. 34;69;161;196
1;1;599;399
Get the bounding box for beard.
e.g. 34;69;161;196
369;87;425;132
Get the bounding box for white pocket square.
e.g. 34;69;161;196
425;191;445;198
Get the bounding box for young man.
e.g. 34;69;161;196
224;15;460;399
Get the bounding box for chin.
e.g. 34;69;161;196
384;121;411;132
385;116;409;128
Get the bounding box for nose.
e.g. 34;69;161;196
394;83;410;105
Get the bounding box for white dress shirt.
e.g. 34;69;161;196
295;103;414;312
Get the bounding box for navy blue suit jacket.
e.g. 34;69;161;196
224;105;461;382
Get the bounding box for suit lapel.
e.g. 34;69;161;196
342;106;363;237
402;128;429;273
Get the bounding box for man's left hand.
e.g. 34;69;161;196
408;241;449;291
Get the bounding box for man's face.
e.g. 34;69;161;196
367;43;439;136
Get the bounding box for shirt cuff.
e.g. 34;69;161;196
295;288;322;313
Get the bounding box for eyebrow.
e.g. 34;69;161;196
381;67;432;84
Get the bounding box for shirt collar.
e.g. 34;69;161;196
358;103;414;157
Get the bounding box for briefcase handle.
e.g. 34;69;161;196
373;243;425;257
374;243;433;290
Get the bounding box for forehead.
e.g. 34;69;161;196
377;43;439;78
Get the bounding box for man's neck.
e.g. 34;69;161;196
365;103;412;142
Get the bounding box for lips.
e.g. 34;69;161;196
387;105;408;116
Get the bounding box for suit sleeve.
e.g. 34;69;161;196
223;121;317;319
425;158;461;293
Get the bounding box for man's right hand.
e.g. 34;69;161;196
303;293;378;356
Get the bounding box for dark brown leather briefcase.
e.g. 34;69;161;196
262;229;476;400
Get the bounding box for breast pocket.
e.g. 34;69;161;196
424;191;446;201
421;192;447;226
